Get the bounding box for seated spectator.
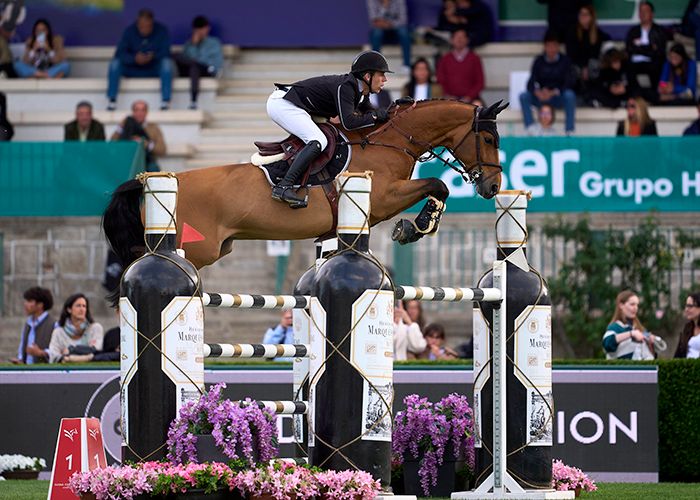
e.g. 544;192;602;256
402;57;443;100
0;91;13;141
565;4;610;99
681;0;700;62
421;0;464;47
616;97;657;136
93;308;120;362
602;290;657;360
108;8;172;111
47;293;104;363
393;300;426;361
674;292;700;358
454;0;493;48
527;103;562;136
658;43;697;105
14;18;69;79
262;310;294;344
436;29;484;102
174;15;223;110
417;323;458;360
537;0;590;42
592;48;629;109
0;24;17;78
367;0;411;72
519;30;576;135
111;100;166;172
683;97;700;135
64;101;105;141
625;1;667;103
9;287;55;364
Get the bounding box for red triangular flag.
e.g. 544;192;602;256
181;223;206;247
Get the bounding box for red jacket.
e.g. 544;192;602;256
436;50;485;100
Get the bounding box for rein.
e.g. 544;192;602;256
342;101;503;186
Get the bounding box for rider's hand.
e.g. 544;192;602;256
375;107;389;123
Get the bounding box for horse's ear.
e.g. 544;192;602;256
479;100;501;118
495;101;509;115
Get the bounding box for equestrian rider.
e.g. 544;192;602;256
266;50;392;208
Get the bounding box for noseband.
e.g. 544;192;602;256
348;102;503;186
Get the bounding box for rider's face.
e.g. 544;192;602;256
367;71;387;93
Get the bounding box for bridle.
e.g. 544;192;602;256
345;101;503;186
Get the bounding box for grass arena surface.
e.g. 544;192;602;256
3;481;700;499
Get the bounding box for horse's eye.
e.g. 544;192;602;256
484;137;494;145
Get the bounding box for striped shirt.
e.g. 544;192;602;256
602;321;653;360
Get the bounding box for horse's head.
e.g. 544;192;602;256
450;100;508;199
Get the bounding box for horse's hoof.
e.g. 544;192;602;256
391;219;417;245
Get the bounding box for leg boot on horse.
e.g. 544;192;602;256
271;140;322;208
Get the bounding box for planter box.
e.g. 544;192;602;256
402;443;469;497
194;434;259;464
1;470;40;480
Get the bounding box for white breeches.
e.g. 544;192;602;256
266;89;329;150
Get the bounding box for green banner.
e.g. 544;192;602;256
0;142;144;216
412;137;700;212
499;0;685;22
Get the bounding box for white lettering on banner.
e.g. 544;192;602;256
557;411;639;444
683;171;700;196
509;150;548;197
551;150;579;197
580;172;675;204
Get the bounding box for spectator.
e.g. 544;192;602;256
111;100;166;172
658;43;697;105
402;57;443;100
616;97;657;136
683;97;700;135
436;29;484;102
393;300;426;360
417;323;458;360
94;308;120;362
0;24;17;77
519;30;576;135
108;8;172;111
602;290;656;360
422;0;464;47
9;287;55;364
454;0;493;48
262;310;294;344
0;91;13;141
527;103;561;136
681;0;700;62
537;0;590;42
674;292;700;358
565;4;610;99
592;48;629;109
47;293;104;364
174;15;223;110
625;1;667;103
14;18;69;79
366;0;411;72
64;101;105;141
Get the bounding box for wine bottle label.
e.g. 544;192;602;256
160;297;205;413
144;176;177;235
472;307;491;449
308;298;327;448
119;298;138;445
336;175;371;235
350;289;394;442
292;308;310;445
513;305;553;447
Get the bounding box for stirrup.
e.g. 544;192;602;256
272;185;308;209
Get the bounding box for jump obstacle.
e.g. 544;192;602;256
119;173;566;498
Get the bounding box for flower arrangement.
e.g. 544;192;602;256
0;454;46;474
166;382;278;466
315;469;381;500
551;459;597;495
392;393;475;496
232;461;318;499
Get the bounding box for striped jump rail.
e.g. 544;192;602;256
203;343;309;359
203;286;502;309
254;400;308;415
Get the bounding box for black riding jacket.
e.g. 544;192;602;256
277;74;378;130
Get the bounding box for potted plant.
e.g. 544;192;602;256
551;459;597;497
166;383;278;466
231;461;318;500
0;454;46;480
392;393;475;497
314;469;382;500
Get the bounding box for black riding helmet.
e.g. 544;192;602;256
351;50;392;95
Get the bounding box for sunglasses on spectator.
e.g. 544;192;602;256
686;303;699;309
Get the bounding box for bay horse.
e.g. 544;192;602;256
103;99;507;270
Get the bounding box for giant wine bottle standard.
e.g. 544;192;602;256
473;190;553;489
309;172;393;487
120;174;204;463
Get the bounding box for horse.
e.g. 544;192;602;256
103;98;507;270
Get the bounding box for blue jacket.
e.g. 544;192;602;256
182;36;224;73
659;60;697;98
527;53;575;93
115;22;171;67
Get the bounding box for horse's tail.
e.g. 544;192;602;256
102;179;144;304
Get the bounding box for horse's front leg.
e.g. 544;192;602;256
384;178;449;245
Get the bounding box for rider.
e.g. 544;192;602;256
266;50;392;208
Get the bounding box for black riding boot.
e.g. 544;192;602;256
271;140;322;208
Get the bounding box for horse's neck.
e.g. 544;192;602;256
390;102;472;155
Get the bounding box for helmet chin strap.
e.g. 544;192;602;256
365;72;377;95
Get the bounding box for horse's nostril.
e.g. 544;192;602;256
491;184;499;194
